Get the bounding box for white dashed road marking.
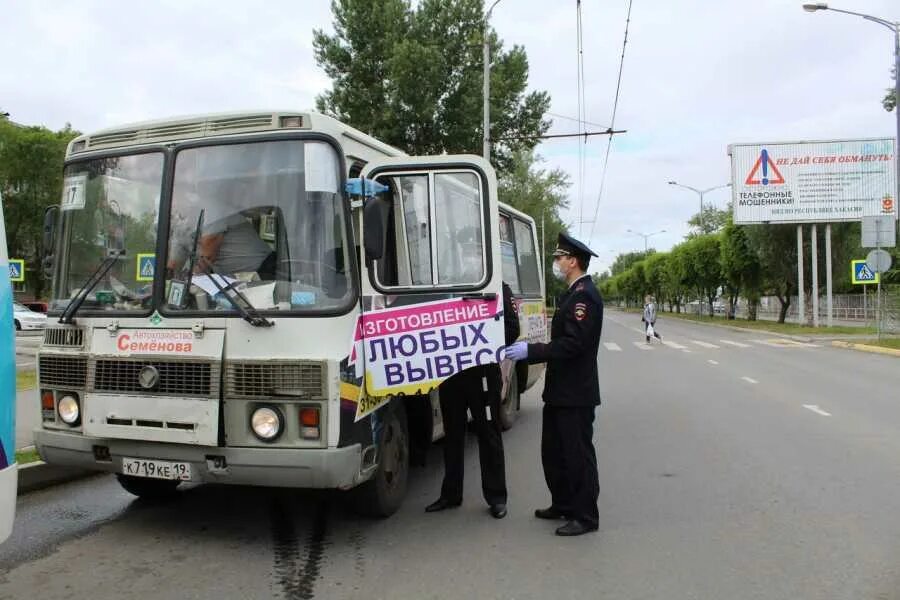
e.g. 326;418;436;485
719;339;750;348
692;340;720;349
604;342;622;351
742;376;759;384
708;360;719;365
803;404;832;417
633;342;653;351
662;340;688;350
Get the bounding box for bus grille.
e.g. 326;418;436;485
43;327;84;348
38;356;88;388
225;361;325;398
93;359;218;398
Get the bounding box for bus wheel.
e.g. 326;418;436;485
353;404;409;518
116;474;181;500
499;366;519;431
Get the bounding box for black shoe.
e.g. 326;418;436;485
425;498;461;513
555;520;598;536
489;504;507;519
534;506;569;520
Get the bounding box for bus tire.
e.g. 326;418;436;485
499;365;519;431
116;474;181;500
353;403;409;518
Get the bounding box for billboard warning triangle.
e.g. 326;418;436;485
745;148;785;186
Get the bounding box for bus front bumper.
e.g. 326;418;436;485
33;429;367;490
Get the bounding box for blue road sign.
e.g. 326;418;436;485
7;260;24;283
851;259;879;285
136;254;156;282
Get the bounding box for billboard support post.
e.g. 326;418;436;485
825;223;833;328
797;225;805;325
812;224;819;327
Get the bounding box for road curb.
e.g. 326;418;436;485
831;340;900;358
17;461;101;495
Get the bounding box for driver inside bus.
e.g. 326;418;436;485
197;210;275;279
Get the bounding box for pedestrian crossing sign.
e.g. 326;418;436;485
851;259;879;285
7;259;24;282
136;254;156;282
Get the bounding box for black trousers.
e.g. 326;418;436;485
439;364;507;506
541;404;599;527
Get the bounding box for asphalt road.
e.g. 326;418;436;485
2;311;900;599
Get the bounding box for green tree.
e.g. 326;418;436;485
746;224;796;323
720;223;761;319
883;66;896;112
687;204;731;237
664;245;689;312
610;250;654;277
682;234;722;316
497;150;570;299
643;252;668;306
313;0;550;171
0;118;79;298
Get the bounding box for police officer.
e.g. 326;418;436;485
506;233;603;536
426;282;520;519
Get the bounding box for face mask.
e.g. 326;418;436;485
552;261;566;281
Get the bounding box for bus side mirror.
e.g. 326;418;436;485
43;206;58;256
363;196;390;262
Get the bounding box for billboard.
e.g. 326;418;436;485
729;138;896;224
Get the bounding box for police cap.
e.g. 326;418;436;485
552;232;598;259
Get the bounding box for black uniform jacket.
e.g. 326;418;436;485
526;275;603;407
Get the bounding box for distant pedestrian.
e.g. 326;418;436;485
642;295;661;344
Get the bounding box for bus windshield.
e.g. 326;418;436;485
52;153;164;313
164;139;353;314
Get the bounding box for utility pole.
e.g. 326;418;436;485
483;0;503;162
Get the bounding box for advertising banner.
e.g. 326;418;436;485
349;296;505;421
730;138;896;224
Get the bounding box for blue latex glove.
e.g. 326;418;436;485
505;341;529;362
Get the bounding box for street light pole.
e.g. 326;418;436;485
803;3;900;233
667;181;732;234
627;229;667;253
483;0;503;162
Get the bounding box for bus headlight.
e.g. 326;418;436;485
250;406;283;442
58;394;81;426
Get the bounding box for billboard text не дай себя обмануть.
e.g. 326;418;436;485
729;138;897;224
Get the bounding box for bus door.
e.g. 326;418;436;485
350;155;504;419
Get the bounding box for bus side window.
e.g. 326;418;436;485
499;213;521;294
374;174;431;287
371;170;486;291
513;219;541;296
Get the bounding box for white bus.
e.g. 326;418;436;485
34;111;545;516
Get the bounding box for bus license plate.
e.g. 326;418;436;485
122;458;192;481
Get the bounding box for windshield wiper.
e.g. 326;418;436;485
59;249;124;324
175;209;272;327
195;257;274;328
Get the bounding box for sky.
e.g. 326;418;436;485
1;0;897;275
